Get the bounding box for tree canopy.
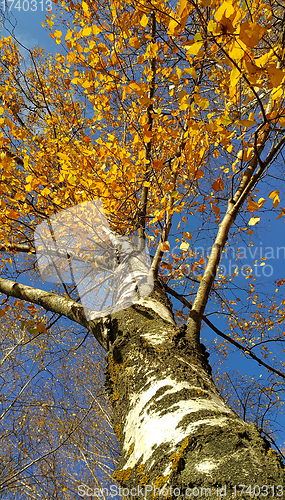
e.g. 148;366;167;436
0;0;285;497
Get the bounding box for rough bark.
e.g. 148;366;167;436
103;282;284;499
0;273;284;497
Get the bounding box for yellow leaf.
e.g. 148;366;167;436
65;30;72;41
82;1;89;13
82;26;92;36
185;67;197;79
57;153;70;161
230;66;241;87
196;169;205;179
248;216;260;226
258;197;266;206
214;2;234;22
168;18;179;35
269;190;280;208
269;190;279;199
0;309;5;317
67;52;76;64
82;80;91;88
46;18;54;29
239;119;255;127
27;326;39;336
97;43;109;55
228;40;247;61
160;241;170;252
129;36;140;49
180;241;189;251
129;82;145;96
255;50;273;69
200;97;209;109
186;41;203;57
178;89;186;101
179;0;188;17
272;86;283;101
140;14;149;27
92;25;102;35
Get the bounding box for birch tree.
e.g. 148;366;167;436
0;0;285;497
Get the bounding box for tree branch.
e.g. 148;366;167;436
164;284;285;380
0;276;107;349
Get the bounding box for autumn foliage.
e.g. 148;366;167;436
0;0;285;495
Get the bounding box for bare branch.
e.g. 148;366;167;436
0;276;107;350
164;284;285;380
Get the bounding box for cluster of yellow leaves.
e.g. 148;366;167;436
0;0;283;288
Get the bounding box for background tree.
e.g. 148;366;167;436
0;0;285;497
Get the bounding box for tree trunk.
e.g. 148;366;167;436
103;281;284;499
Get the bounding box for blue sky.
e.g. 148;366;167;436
2;0;284;459
1;1;55;53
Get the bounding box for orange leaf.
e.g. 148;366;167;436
212;176;224;192
269;190;279;199
37;323;48;334
211;204;220;216
8;209;20;219
183;232;193;240
267;66;285;88
247;197;265;212
153;159;164;171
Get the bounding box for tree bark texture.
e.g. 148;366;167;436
102;282;284;499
